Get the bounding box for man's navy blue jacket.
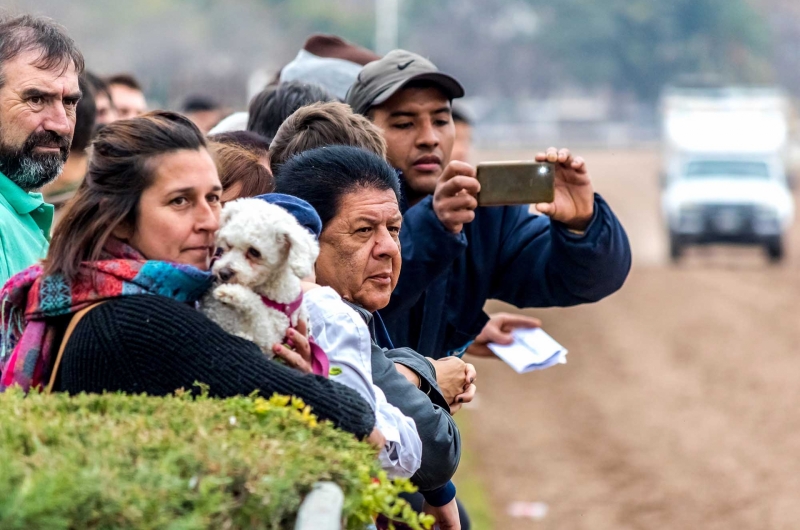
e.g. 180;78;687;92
381;192;632;358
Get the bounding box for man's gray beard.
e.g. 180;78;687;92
0;120;68;191
7;154;65;191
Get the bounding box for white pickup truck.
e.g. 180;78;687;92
661;87;795;261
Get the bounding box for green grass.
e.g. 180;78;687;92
453;411;495;530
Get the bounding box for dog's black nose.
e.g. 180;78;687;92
217;267;235;282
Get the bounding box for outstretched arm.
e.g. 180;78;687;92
487;148;630;307
489;192;631;307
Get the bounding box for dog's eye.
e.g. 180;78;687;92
247;247;262;259
214;247;223;258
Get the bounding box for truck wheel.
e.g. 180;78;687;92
765;238;784;262
669;233;683;262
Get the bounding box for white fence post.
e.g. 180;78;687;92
294;481;345;530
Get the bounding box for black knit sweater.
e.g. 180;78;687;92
54;294;375;439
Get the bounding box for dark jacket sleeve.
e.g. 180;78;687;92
489;194;631;307
370;342;461;492
383;195;467;319
383;346;450;411
57;295;376;439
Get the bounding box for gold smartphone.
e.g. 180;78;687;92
476;161;556;207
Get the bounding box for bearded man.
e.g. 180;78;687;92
0;14;83;284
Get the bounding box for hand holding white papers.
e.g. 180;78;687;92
487;328;568;374
466;312;542;357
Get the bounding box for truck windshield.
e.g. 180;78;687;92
684;160;770;180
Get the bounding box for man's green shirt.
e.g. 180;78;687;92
0;171;54;285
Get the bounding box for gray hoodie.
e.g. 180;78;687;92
344;302;461;492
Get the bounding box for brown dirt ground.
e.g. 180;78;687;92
461;148;800;529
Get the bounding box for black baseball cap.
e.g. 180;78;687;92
346;49;465;115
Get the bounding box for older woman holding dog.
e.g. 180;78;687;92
0;111;378;441
275;145;478;530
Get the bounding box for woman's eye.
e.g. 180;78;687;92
171;197;188;206
435;119;451;127
247;247;262;259
392;122;413;130
208;194;220;204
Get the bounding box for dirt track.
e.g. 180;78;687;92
462;149;800;529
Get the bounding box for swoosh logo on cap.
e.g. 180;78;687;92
397;60;414;70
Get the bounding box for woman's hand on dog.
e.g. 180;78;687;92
272;319;314;374
367;427;387;449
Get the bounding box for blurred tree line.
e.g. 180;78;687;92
6;0;800;107
404;0;772;101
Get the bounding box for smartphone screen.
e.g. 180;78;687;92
476;161;556;206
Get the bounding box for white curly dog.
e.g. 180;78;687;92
201;198;319;358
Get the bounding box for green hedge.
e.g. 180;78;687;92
0;388;433;529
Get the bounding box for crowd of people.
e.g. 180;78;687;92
0;14;632;530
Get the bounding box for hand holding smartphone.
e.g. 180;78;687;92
476;161;556;207
432;160;480;234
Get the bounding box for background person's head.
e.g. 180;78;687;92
207;129;271;169
346;50;464;202
278;34;380;100
450;100;474;163
269;101;386;172
46;111;220;280
107;73;147;120
84;71;117;125
70;74;97;155
246;81;335;143
0;14;84;191
274;145;401;312
207;141;274;203
181;95;227;134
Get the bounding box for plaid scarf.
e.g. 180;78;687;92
0;240;213;392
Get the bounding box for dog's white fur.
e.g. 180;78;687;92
200;198;319;357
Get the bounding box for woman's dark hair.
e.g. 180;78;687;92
274;145;400;229
246;81;335;143
44;111;207;280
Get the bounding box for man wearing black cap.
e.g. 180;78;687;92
346;50;632;360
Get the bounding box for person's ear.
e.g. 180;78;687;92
111;221;132;241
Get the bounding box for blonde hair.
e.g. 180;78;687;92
269;101;387;170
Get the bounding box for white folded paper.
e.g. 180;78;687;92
487;328;568;374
